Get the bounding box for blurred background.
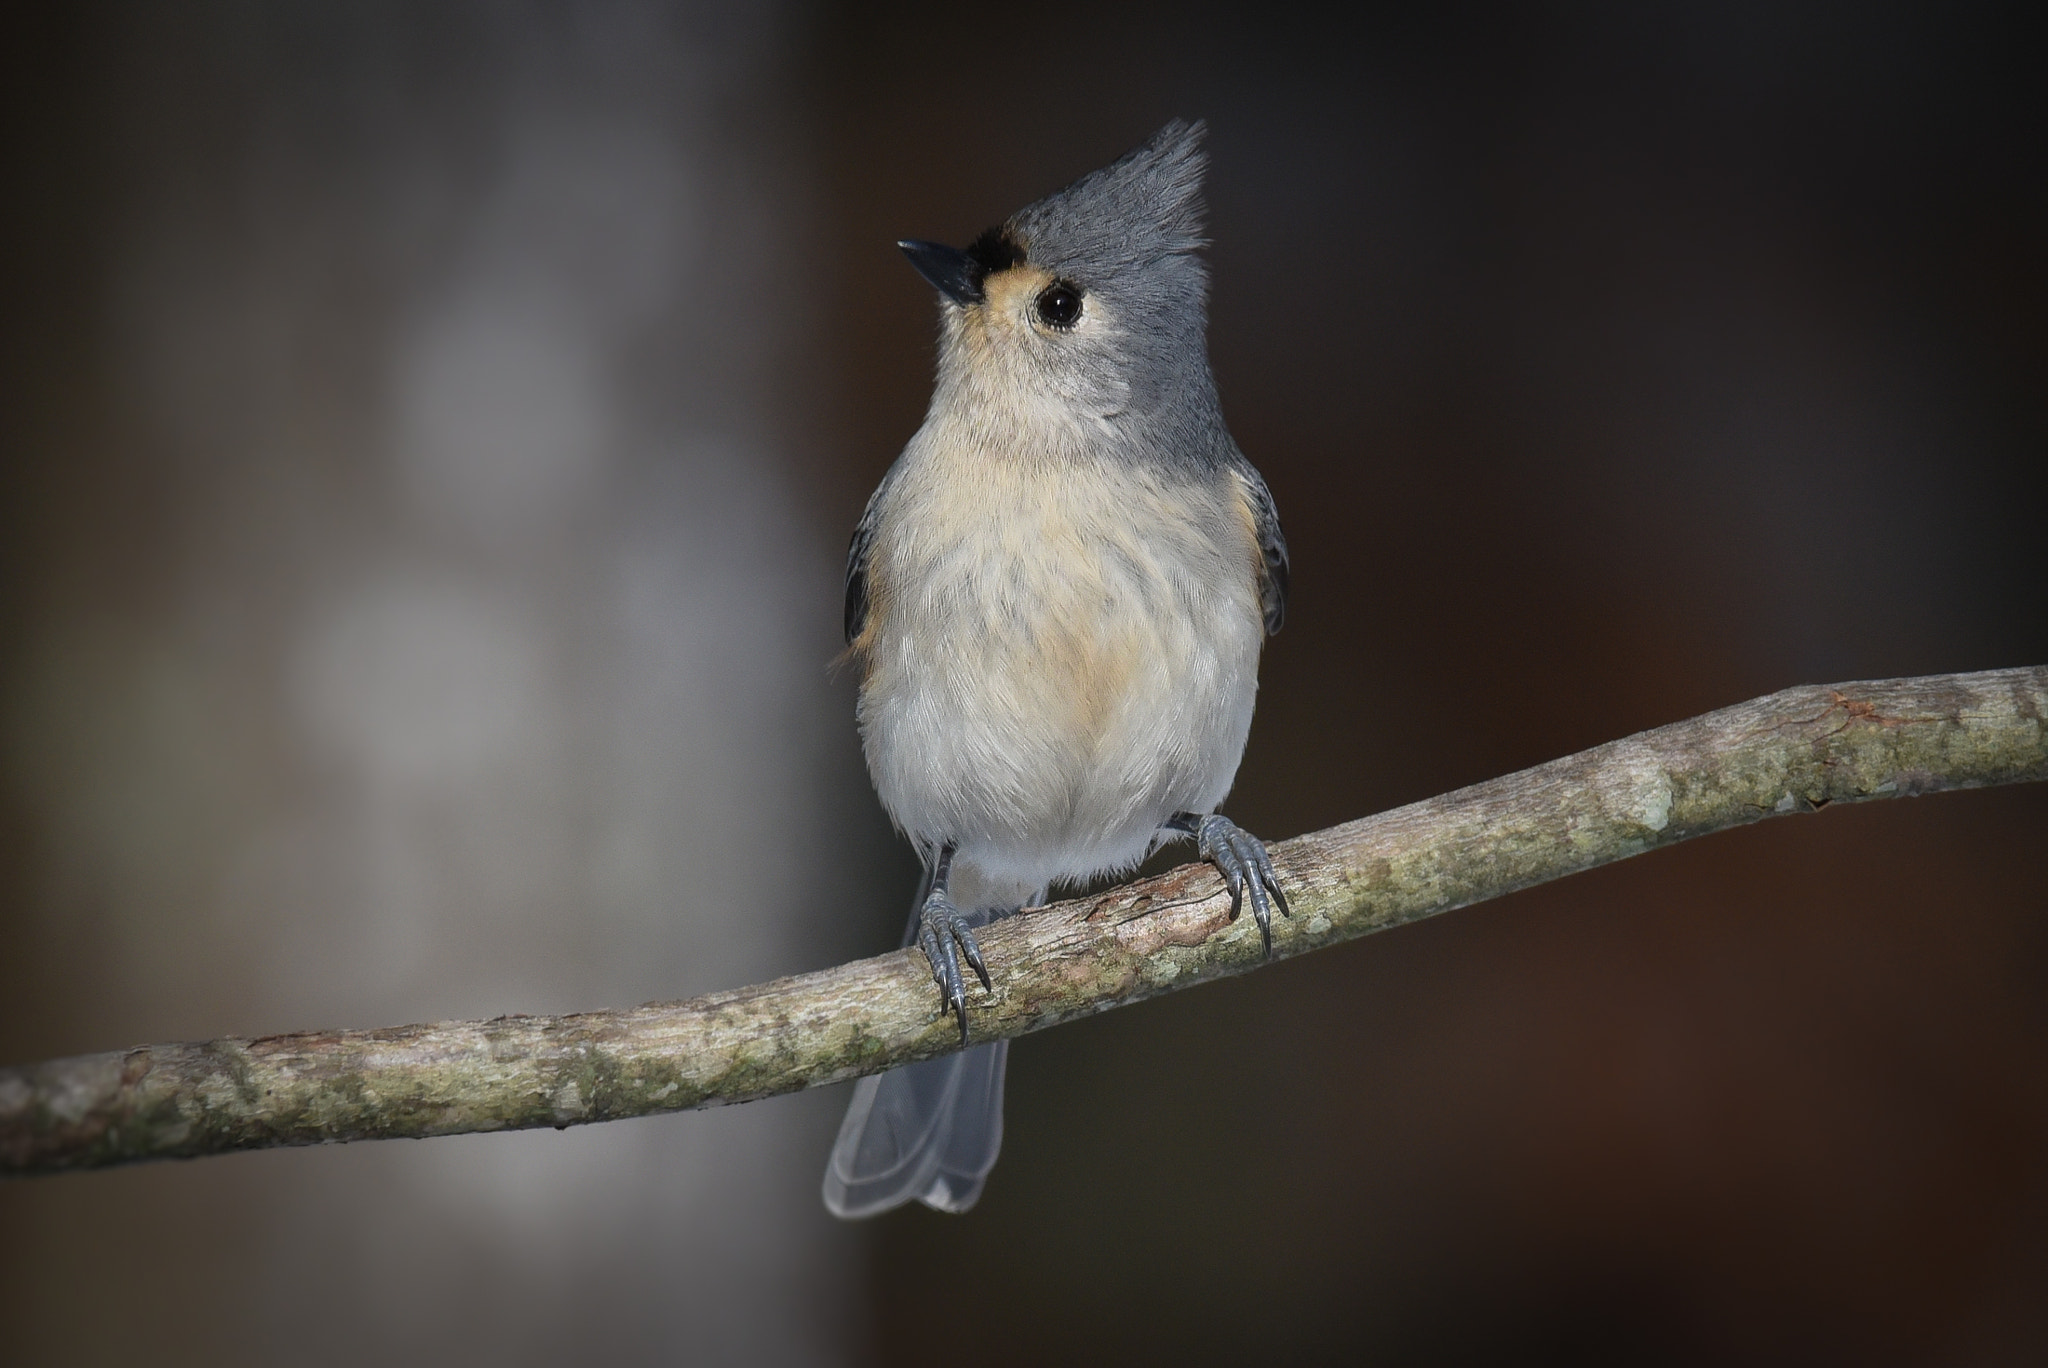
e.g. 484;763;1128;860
1;2;2043;1363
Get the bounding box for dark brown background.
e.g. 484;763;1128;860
3;3;2044;1364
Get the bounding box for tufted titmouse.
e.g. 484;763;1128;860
822;121;1289;1218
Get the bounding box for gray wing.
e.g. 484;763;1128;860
843;467;899;646
843;496;879;646
1234;459;1290;636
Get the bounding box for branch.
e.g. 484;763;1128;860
4;667;2043;1177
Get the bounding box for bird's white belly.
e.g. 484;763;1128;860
858;459;1264;904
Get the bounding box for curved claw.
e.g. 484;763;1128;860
917;890;992;1044
1194;814;1290;959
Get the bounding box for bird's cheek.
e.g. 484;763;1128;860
1063;339;1132;408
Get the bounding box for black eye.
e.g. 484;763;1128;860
1034;282;1082;329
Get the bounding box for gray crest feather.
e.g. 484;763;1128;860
1005;119;1210;286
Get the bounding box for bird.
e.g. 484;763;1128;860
822;120;1289;1218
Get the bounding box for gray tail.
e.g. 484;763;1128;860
821;1037;1007;1218
822;874;1015;1219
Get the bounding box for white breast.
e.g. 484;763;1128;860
856;426;1265;905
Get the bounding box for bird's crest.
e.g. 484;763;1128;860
1003;120;1209;287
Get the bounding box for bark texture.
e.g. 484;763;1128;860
4;666;2043;1176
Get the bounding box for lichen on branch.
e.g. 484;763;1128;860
3;666;2043;1177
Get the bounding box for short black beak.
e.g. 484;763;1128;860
898;239;984;306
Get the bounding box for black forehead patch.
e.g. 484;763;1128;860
965;226;1027;275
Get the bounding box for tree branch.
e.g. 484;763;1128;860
4;667;2043;1177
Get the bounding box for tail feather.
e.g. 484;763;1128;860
820;1040;1007;1217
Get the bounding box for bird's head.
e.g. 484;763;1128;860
900;120;1216;434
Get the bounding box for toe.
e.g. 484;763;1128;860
916;893;996;1044
1196;815;1289;954
917;920;946;990
936;932;964;1012
1249;839;1289;920
956;923;992;992
1235;833;1274;956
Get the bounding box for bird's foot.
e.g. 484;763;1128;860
917;888;992;1044
1193;814;1290;957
